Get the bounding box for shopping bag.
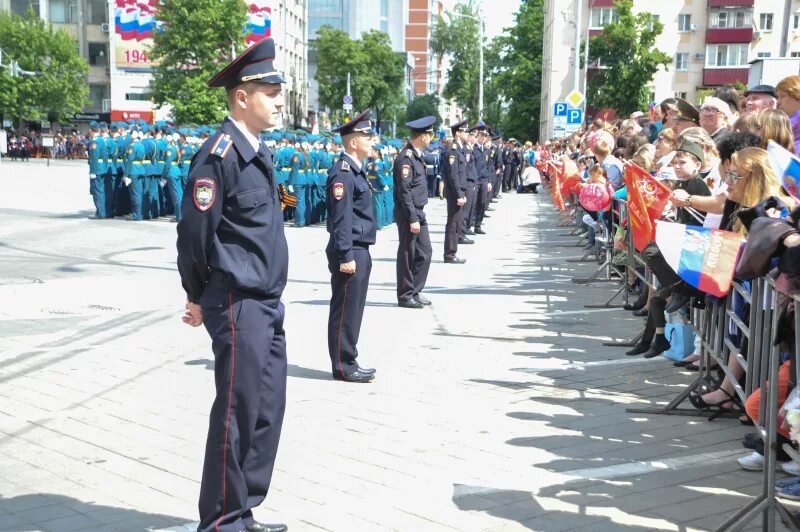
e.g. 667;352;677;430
662;323;695;361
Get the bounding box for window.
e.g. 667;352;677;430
88;84;109;111
705;44;749;68
678;14;692;32
125;92;151;101
590;7;616;29
676;92;688;100
794;13;800;30
50;0;78;23
792;52;800;58
711;8;751;29
675;53;689;71
379;0;388;33
10;0;40;17
88;42;108;66
87;0;108;25
759;13;774;31
757;52;771;58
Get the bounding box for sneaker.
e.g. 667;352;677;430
737;451;784;471
777;480;800;500
783;461;800;476
776;476;800;489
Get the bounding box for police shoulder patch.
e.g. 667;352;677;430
449;155;455;164
402;164;411;179
333;182;345;200
341;160;350;172
193;177;216;212
210;134;233;159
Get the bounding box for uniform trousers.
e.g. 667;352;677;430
166;174;183;222
89;175;107;218
503;166;514;191
475;180;490;228
113;170;131;216
396;214;432;302
128;175;144;221
198;288;287;532
465;181;478;230
327;247;372;376
444;196;463;259
492;172;502;198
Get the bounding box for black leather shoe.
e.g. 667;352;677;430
464;229;475;235
625;342;651;356
332;369;374;383
414;295;432;306
474;227;486;235
245;522;288;532
357;365;376;375
398;299;424;309
458;237;474;245
483;214;491;218
623;295;647;311
632;308;648;318
444;256;466;264
643;335;671;359
665;293;689;314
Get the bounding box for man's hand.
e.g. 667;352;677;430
340;260;356;274
122;176;132;186
457;197;467;207
487;183;493;192
671;189;690;207
182;301;203;327
410;221;421;234
89;173;97;179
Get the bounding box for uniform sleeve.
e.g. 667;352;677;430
458;153;468;195
395;155;418;223
328;173;355;263
176;152;225;303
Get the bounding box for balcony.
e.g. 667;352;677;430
706;27;753;43
588;0;615;7
703;68;748;86
708;0;753;6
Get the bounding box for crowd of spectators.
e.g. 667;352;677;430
3;128;89;160
539;75;800;496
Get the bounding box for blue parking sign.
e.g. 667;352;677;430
553;102;568;116
567;109;583;125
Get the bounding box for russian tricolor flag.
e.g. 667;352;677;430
767;140;800;202
655;221;744;297
245;0;272;45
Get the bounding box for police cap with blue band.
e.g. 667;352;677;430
207;38;286;89
406;115;436;134
450;119;468;135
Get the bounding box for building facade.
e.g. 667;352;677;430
540;0;800;140
2;0;309;128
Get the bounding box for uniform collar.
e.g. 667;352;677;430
222;117;261;162
342;152;362;172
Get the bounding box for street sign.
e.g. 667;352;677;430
567;109;583;125
553;102;568;116
343;95;353;105
566;90;584;108
343;103;353;112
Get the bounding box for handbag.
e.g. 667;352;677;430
662;322;696;361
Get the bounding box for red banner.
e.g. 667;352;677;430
111;110;154;123
549;162;566;211
624;162;672;251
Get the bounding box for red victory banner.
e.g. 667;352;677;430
549;161;566;211
624;162;672;251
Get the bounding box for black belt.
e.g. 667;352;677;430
206;270;281;304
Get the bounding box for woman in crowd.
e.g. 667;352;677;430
753;108;794;151
776;75;800;155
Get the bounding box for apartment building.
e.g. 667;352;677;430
541;0;800;140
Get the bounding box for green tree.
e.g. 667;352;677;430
405;94;441;123
492;0;545;141
0;9;88;125
314;27;405;132
150;0;247;124
430;0;482;121
586;0;671;116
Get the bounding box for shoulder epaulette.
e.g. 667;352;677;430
341;160;350;172
209;134;233;159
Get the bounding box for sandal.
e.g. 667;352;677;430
689;389;742;422
674;355;700;368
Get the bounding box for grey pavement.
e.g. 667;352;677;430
0;160;793;531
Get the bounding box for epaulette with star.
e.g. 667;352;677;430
209;134;233;159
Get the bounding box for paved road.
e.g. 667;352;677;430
0;161;787;531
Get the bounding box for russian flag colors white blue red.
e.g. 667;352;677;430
767;140;800;202
245;0;272;45
655;221;743;298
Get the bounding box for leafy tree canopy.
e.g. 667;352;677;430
0;9;88;125
150;0;247;124
587;0;671;116
405;93;441;124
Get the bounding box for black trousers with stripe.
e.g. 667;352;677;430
327;246;372;376
396;213;432;302
198;288;287;532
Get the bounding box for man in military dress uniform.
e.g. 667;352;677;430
394;116;436;309
443;120;469;264
176;38;289;532
325;109;378;383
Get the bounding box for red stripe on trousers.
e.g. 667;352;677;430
215;292;237;532
336;274;348;374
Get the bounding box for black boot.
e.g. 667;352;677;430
625;342;651;356
643;334;671;359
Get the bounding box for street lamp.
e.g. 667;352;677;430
438;3;485;119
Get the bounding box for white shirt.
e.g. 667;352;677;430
342;152;362;172
227;117;261;152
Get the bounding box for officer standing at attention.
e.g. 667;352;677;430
325;109;378;383
395;116;435;309
87;120;107;219
176;38;289;532
443;120;469;264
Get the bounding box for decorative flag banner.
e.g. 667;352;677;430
624;162;672;251
114;0;158;68
766;140;800;202
648;102;657;123
655;221;744;298
246;0;272;45
548;161;566;211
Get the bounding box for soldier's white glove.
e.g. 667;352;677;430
89;173;97;179
288;185;295;194
122;177;132;186
383;186;389;191
159;178;167;187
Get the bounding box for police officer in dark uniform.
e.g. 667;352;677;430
176;38;289;532
443;120;469;264
326;109;378;383
394;116;435;309
460;129;477;242
473;124;491;234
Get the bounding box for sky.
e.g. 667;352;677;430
481;0;522;40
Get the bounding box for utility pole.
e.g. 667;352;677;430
478;16;484;119
573;0;582;92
